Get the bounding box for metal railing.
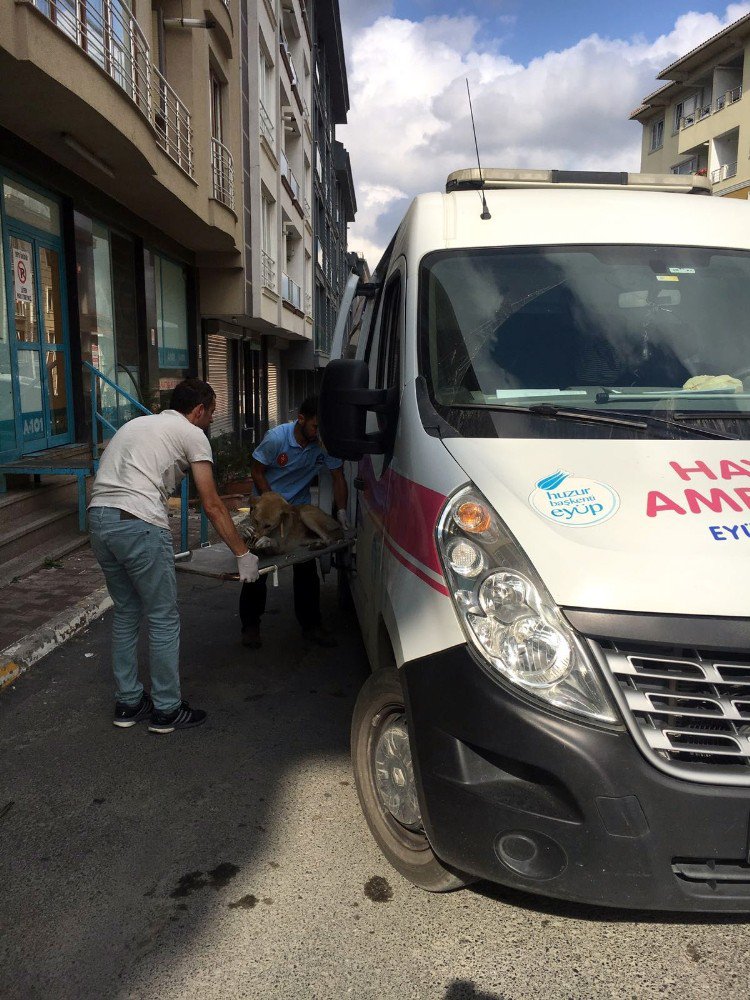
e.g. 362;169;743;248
29;0;194;177
152;65;193;176
30;0;151;114
680;104;712;129
716;85;743;112
280;150;301;201
210;136;235;210
282;272;301;310
261;249;276;290
279;28;299;89
259;101;275;145
711;161;738;183
84;361;207;554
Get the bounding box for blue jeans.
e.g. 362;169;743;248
88;507;181;713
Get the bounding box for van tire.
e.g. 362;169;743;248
351;668;475;893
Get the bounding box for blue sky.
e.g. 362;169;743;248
337;2;750;262
388;1;739;62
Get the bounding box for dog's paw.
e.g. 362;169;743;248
254;535;275;550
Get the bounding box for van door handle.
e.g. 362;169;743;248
353;476;366;491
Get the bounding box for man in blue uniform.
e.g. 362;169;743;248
240;395;348;648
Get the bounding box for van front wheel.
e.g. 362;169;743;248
351;668;475;892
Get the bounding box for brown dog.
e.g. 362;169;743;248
236;491;343;556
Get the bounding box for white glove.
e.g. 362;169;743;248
336;509;349;531
255;535;274;550
237;550;260;583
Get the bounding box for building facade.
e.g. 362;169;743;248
286;0;356;405
0;0;357;476
0;0;249;463
632;12;750;199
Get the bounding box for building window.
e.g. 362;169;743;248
649;119;664;152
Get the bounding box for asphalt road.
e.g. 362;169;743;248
1;573;748;1000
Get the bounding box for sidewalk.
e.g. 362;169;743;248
0;512;208;690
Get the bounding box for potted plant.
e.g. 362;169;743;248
211;432;255;500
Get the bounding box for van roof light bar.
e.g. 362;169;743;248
445;168;712;195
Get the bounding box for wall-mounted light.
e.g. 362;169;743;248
61;133;115;178
163;17;216;28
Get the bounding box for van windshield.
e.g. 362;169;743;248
420;246;750;418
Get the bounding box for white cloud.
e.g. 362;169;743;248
340;4;750;264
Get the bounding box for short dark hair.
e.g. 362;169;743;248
170;378;216;414
298;395;318;419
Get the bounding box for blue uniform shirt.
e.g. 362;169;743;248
252;421;342;505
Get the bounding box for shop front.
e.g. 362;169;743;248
0;161;198;468
0;173;73;461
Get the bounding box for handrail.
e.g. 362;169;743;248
83;361;205;554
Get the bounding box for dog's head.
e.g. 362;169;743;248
247;492;295;537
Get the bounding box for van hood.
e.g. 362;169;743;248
443;438;750;617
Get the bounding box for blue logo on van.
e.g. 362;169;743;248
530;470;620;528
536;471;569;492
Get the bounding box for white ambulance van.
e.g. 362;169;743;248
320;169;750;911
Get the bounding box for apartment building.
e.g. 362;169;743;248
286;0;356;404
0;0;250;467
632;11;750;198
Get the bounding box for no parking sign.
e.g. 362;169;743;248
12;247;32;304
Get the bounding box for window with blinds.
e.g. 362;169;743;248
267;359;278;428
206;333;235;436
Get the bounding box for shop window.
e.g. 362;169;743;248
3;178;60;236
75;213;141;425
155;255;189;369
0;224;16;456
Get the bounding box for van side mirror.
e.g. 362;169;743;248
319;359;394;460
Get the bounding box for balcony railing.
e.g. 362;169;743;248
680;104;712;129
280;150;301;202
282;273;301;310
715;85;743;112
261;249;276;291
259;101;275;146
711;161;738;184
29;0;194;177
279;29;299;89
152;66;193;175
211;137;235;210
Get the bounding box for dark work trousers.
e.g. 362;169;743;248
239;558;321;632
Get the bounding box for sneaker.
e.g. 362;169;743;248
113;692;154;728
241;624;262;649
148;701;207;735
302;625;338;648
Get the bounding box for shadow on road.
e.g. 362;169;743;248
0;573;370;997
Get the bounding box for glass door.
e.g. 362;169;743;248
7;232;73;453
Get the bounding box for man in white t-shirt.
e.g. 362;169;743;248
88;378;259;735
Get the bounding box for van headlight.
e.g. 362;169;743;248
438;487;617;724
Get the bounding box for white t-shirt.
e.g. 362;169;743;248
89;410;213;529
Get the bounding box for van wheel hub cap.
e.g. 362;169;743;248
374;714;422;830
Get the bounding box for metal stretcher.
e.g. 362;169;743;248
174;530;355;584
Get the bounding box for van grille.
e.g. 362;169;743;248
600;647;750;784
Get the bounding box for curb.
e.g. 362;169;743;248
0;585;113;691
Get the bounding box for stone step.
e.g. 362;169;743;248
0;531;89;589
0;476;82;520
0;507;81;564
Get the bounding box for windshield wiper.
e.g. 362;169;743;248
445;402;736;439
